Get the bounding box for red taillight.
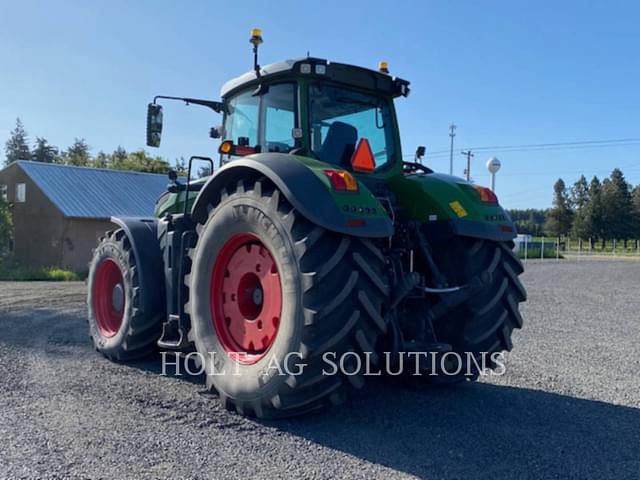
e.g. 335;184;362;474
324;169;358;192
473;185;498;204
346;218;366;227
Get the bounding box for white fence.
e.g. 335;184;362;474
517;237;640;263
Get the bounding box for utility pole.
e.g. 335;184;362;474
448;124;456;175
461;150;474;181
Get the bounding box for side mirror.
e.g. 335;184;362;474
209;125;224;139
415;146;426;162
146;103;163;147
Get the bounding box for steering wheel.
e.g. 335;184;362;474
403;162;433;174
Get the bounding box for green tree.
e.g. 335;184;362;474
632;186;640;239
4;118;31;165
31;137;58;163
570;175;589;209
601;168;633;245
570;175;590;239
61;138;91;166
110;146;128;169
544;178;573;239
92;151;110;168
507;208;546;235
584;176;606;246
120;150;170;173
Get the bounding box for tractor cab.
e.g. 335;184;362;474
216;56;409;175
146;28;410;177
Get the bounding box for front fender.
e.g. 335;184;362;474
109;216;165;314
192;153;394;238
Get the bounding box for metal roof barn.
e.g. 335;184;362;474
0;160;172;271
17;160;170;218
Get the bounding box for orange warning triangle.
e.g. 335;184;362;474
350;138;375;173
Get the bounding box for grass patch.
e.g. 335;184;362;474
0;264;82;281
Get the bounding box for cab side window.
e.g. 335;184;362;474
224;91;259;147
262;83;296;153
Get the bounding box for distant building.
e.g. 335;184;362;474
0;160;170;272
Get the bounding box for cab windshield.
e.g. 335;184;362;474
309;84;396;170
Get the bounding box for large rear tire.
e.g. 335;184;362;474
186;178;389;418
87;229;163;361
418;237;526;382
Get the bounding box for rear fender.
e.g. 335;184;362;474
191;153;394;238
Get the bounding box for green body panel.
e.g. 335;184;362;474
154;158;513;233
384;172;511;226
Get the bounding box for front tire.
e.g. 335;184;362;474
87;229;162;361
186;178;389;418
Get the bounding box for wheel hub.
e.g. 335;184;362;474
210;234;282;364
252;287;263;307
111;283;124;312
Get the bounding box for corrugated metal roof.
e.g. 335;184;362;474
16;160;172;219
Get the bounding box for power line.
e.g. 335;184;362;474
411;137;640;159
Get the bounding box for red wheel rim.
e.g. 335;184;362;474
92;258;125;337
210;233;283;364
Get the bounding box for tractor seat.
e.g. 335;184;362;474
318;121;357;169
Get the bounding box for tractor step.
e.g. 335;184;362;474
157;315;190;350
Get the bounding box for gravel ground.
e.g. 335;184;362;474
0;260;639;479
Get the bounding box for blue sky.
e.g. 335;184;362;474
1;0;639;209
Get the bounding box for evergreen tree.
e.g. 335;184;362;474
584;176;606;246
110;146;128;169
544;178;573;238
4;118;31;165
119;150;170;173
93;151;110;168
507;208;546;235
31;137;58;163
632;186;640;239
602;168;633;244
570;175;590;239
62;138;91;166
570;175;589;209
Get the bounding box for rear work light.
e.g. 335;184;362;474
323;169;359;192
473;185;498;204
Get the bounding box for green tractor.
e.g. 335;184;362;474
87;29;525;418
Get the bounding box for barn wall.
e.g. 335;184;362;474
0;163;65;268
61;218;115;273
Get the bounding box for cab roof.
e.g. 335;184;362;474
220;57;410;99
